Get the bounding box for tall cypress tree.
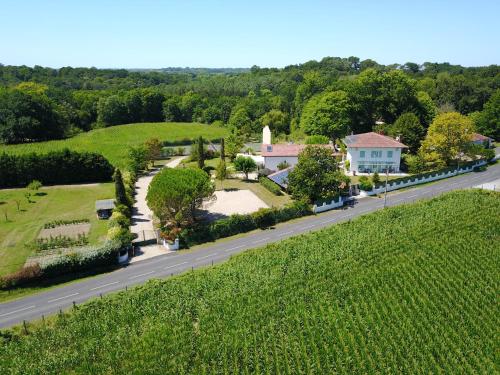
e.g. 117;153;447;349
220;137;225;161
113;168;129;207
197;136;205;169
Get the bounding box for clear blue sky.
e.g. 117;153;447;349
1;0;499;68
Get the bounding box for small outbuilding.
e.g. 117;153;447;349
95;199;115;219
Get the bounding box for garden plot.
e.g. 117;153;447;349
38;223;91;240
201;189;268;221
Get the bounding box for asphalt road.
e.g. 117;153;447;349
1;163;499;328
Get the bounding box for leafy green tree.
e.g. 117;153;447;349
27;180;42;191
233;156;257;180
300;90;351;140
228;107;253;136
128;145;148;173
225;133;244;161
474;90;499;140
287;146;350;202
390;113;426;153
144;138;162;166
419;112;475;166
0;88;66;143
372;172;381;184
260;109;289;135
147;168;214;228
416;91;437;126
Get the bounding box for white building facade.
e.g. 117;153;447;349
344;132;407;174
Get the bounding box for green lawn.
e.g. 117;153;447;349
1;122;228;168
1;190;498;373
0;183;113;276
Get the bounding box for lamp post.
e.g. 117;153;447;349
383;168;389;208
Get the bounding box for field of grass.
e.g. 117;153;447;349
0;183;113;277
1;122;228;168
1;189;498;374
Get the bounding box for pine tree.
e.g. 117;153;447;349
197;136;205;169
220;138;225;161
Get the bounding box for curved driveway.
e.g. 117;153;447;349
1;162;499;328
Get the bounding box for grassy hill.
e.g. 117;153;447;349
1;190;498;374
1;122;228;168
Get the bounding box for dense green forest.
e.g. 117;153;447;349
0;57;498;145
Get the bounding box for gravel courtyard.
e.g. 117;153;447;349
201;189;269;221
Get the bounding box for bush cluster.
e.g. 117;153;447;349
259;177;283;195
43;219;90;229
30;234;89;252
0;241;122;290
180;201;311;247
0;148;113;188
358;176;374;191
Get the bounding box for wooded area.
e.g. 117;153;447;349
0;57;498;145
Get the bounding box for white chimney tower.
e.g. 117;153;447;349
262;125;271;145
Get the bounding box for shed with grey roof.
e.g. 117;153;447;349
95;199;115;219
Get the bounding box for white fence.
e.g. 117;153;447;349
313;196;345;213
359;160;487;197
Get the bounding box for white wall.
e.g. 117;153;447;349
264;156;298;171
347;147;402;173
358;160;487;196
313;196;345;213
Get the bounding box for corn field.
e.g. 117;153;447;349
1;190;498;374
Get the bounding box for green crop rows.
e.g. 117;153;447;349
1;190;498;374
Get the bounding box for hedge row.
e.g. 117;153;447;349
259;177;283;195
0;241;122;289
0;148;114;188
372;160;483;190
180;201;312;247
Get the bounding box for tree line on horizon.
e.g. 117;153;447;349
0;56;498;145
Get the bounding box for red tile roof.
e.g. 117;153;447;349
472;133;492;142
261;143;337;157
344;132;408;148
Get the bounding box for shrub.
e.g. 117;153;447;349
358;176;374;191
0;149;113;188
114;204;131;219
40;240;122;279
277;160;290;170
108;211;130;228
0;264;42;289
27;180;42;191
372;172;381;184
43;218;89;229
180;201;312;247
259;177;282;195
252;208;277;228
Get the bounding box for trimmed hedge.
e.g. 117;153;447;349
0;148;113;188
259;177;283;195
0;241;122;289
180;201;312;247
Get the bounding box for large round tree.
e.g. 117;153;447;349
300;90;352;140
147;168;214;229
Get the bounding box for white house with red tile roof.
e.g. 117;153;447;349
261;143;337;171
344;132;408;174
471;133;493;148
